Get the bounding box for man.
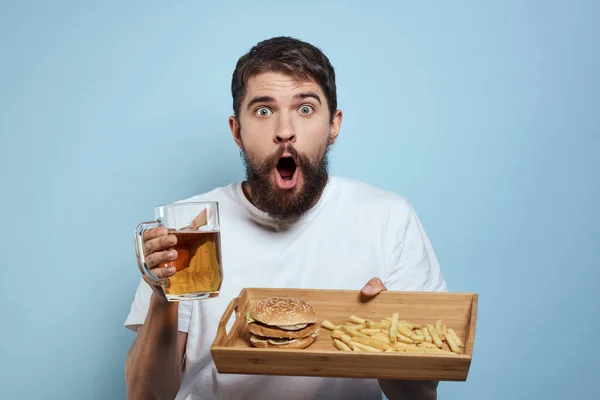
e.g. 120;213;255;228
124;36;447;400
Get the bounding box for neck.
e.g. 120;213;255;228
241;181;256;207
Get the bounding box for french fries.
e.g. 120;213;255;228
371;333;391;344
352;342;383;352
389;312;399;343
355;336;391;351
326;315;465;355
321;320;341;331
397;323;414;339
445;332;461;354
341;325;368;338
423;326;433;343
333;339;352;351
396;334;413;344
411;334;425;343
330;329;345;340
350;343;363;352
346;323;366;330
427;324;444;348
447;328;464;348
367;320;390;329
349;315;366;324
435;320;445;340
400;320;420;330
359;328;381;335
339;334;354;348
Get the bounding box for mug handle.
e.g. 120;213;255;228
134;220;162;283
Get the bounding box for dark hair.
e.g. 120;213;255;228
231;36;337;121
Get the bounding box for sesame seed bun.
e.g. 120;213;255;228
246;297;319;349
249;296;317;326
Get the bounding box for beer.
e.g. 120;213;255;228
161;230;223;299
135;200;223;301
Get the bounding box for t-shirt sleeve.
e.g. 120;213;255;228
124;278;193;333
383;200;448;293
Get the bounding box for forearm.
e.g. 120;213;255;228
126;294;182;400
378;379;438;400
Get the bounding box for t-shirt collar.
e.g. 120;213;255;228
234;176;337;231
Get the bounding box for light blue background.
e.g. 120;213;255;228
1;1;598;399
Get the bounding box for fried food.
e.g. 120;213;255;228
326;314;465;355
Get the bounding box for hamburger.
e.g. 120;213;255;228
245;296;319;349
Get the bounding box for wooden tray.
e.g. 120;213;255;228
210;288;478;381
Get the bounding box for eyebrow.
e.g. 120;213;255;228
245;92;322;111
246;96;274;111
295;92;322;105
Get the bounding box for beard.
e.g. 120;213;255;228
241;143;330;222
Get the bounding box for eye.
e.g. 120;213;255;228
298;105;313;115
256;107;272;117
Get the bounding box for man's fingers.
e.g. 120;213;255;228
143;233;177;256
150;266;177;279
366;277;386;290
142;265;177;287
361;277;387;297
142;227;168;242
146;249;178;269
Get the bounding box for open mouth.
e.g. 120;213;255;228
276;157;297;180
275;157;298;190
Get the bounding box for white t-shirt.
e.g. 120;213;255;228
124;176;447;400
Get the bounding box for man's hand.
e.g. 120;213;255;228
360;277;387;298
360;277;438;400
136;227;180;301
126;226;185;400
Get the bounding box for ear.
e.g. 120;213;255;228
328;109;343;145
229;115;243;149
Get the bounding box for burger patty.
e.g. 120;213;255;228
247;321;317;339
249;332;318;349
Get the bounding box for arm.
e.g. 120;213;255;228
361;278;439;400
362;200;447;399
378;379;438;400
125;294;188;400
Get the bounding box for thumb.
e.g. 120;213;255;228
361;277;386;297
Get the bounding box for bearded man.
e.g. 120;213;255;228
125;36;447;400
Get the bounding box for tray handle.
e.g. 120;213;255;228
214;296;239;347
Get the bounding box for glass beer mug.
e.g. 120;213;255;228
134;201;223;301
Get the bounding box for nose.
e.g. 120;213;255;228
273;114;296;144
275;131;296;144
